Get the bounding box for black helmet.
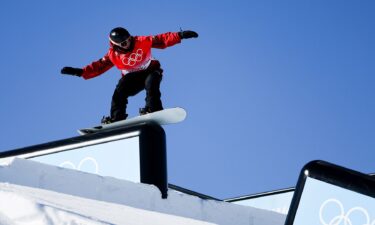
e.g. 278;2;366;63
109;27;130;44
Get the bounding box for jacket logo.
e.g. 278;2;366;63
121;49;143;66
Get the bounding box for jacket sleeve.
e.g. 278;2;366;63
81;54;114;80
151;32;181;49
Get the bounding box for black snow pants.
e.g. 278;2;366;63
110;69;163;121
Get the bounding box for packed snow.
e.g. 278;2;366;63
0;158;286;225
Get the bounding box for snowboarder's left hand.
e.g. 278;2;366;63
179;30;198;39
61;67;83;77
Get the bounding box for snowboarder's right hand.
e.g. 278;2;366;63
61;67;83;77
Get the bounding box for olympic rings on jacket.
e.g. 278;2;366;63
121;49;143;66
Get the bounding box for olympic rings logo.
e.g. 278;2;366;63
59;157;99;174
319;198;375;225
121;49;143;66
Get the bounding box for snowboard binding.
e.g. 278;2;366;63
139;107;151;116
101;114;128;124
139;107;163;116
101;116;114;125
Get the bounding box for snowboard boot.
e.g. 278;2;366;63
101;116;114;124
101;114;128;124
139;107;163;116
139;107;151;116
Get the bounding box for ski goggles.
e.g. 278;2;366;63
110;36;132;48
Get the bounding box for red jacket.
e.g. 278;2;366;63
82;32;181;80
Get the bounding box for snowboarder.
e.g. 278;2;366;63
61;27;198;124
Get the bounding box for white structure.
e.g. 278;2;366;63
0;158;286;225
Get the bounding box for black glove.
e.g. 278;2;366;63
179;30;198;39
61;67;83;77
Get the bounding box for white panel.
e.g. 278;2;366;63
293;177;375;225
31;136;140;182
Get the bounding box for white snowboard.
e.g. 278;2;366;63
78;107;186;135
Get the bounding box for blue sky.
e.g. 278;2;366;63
0;0;374;199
